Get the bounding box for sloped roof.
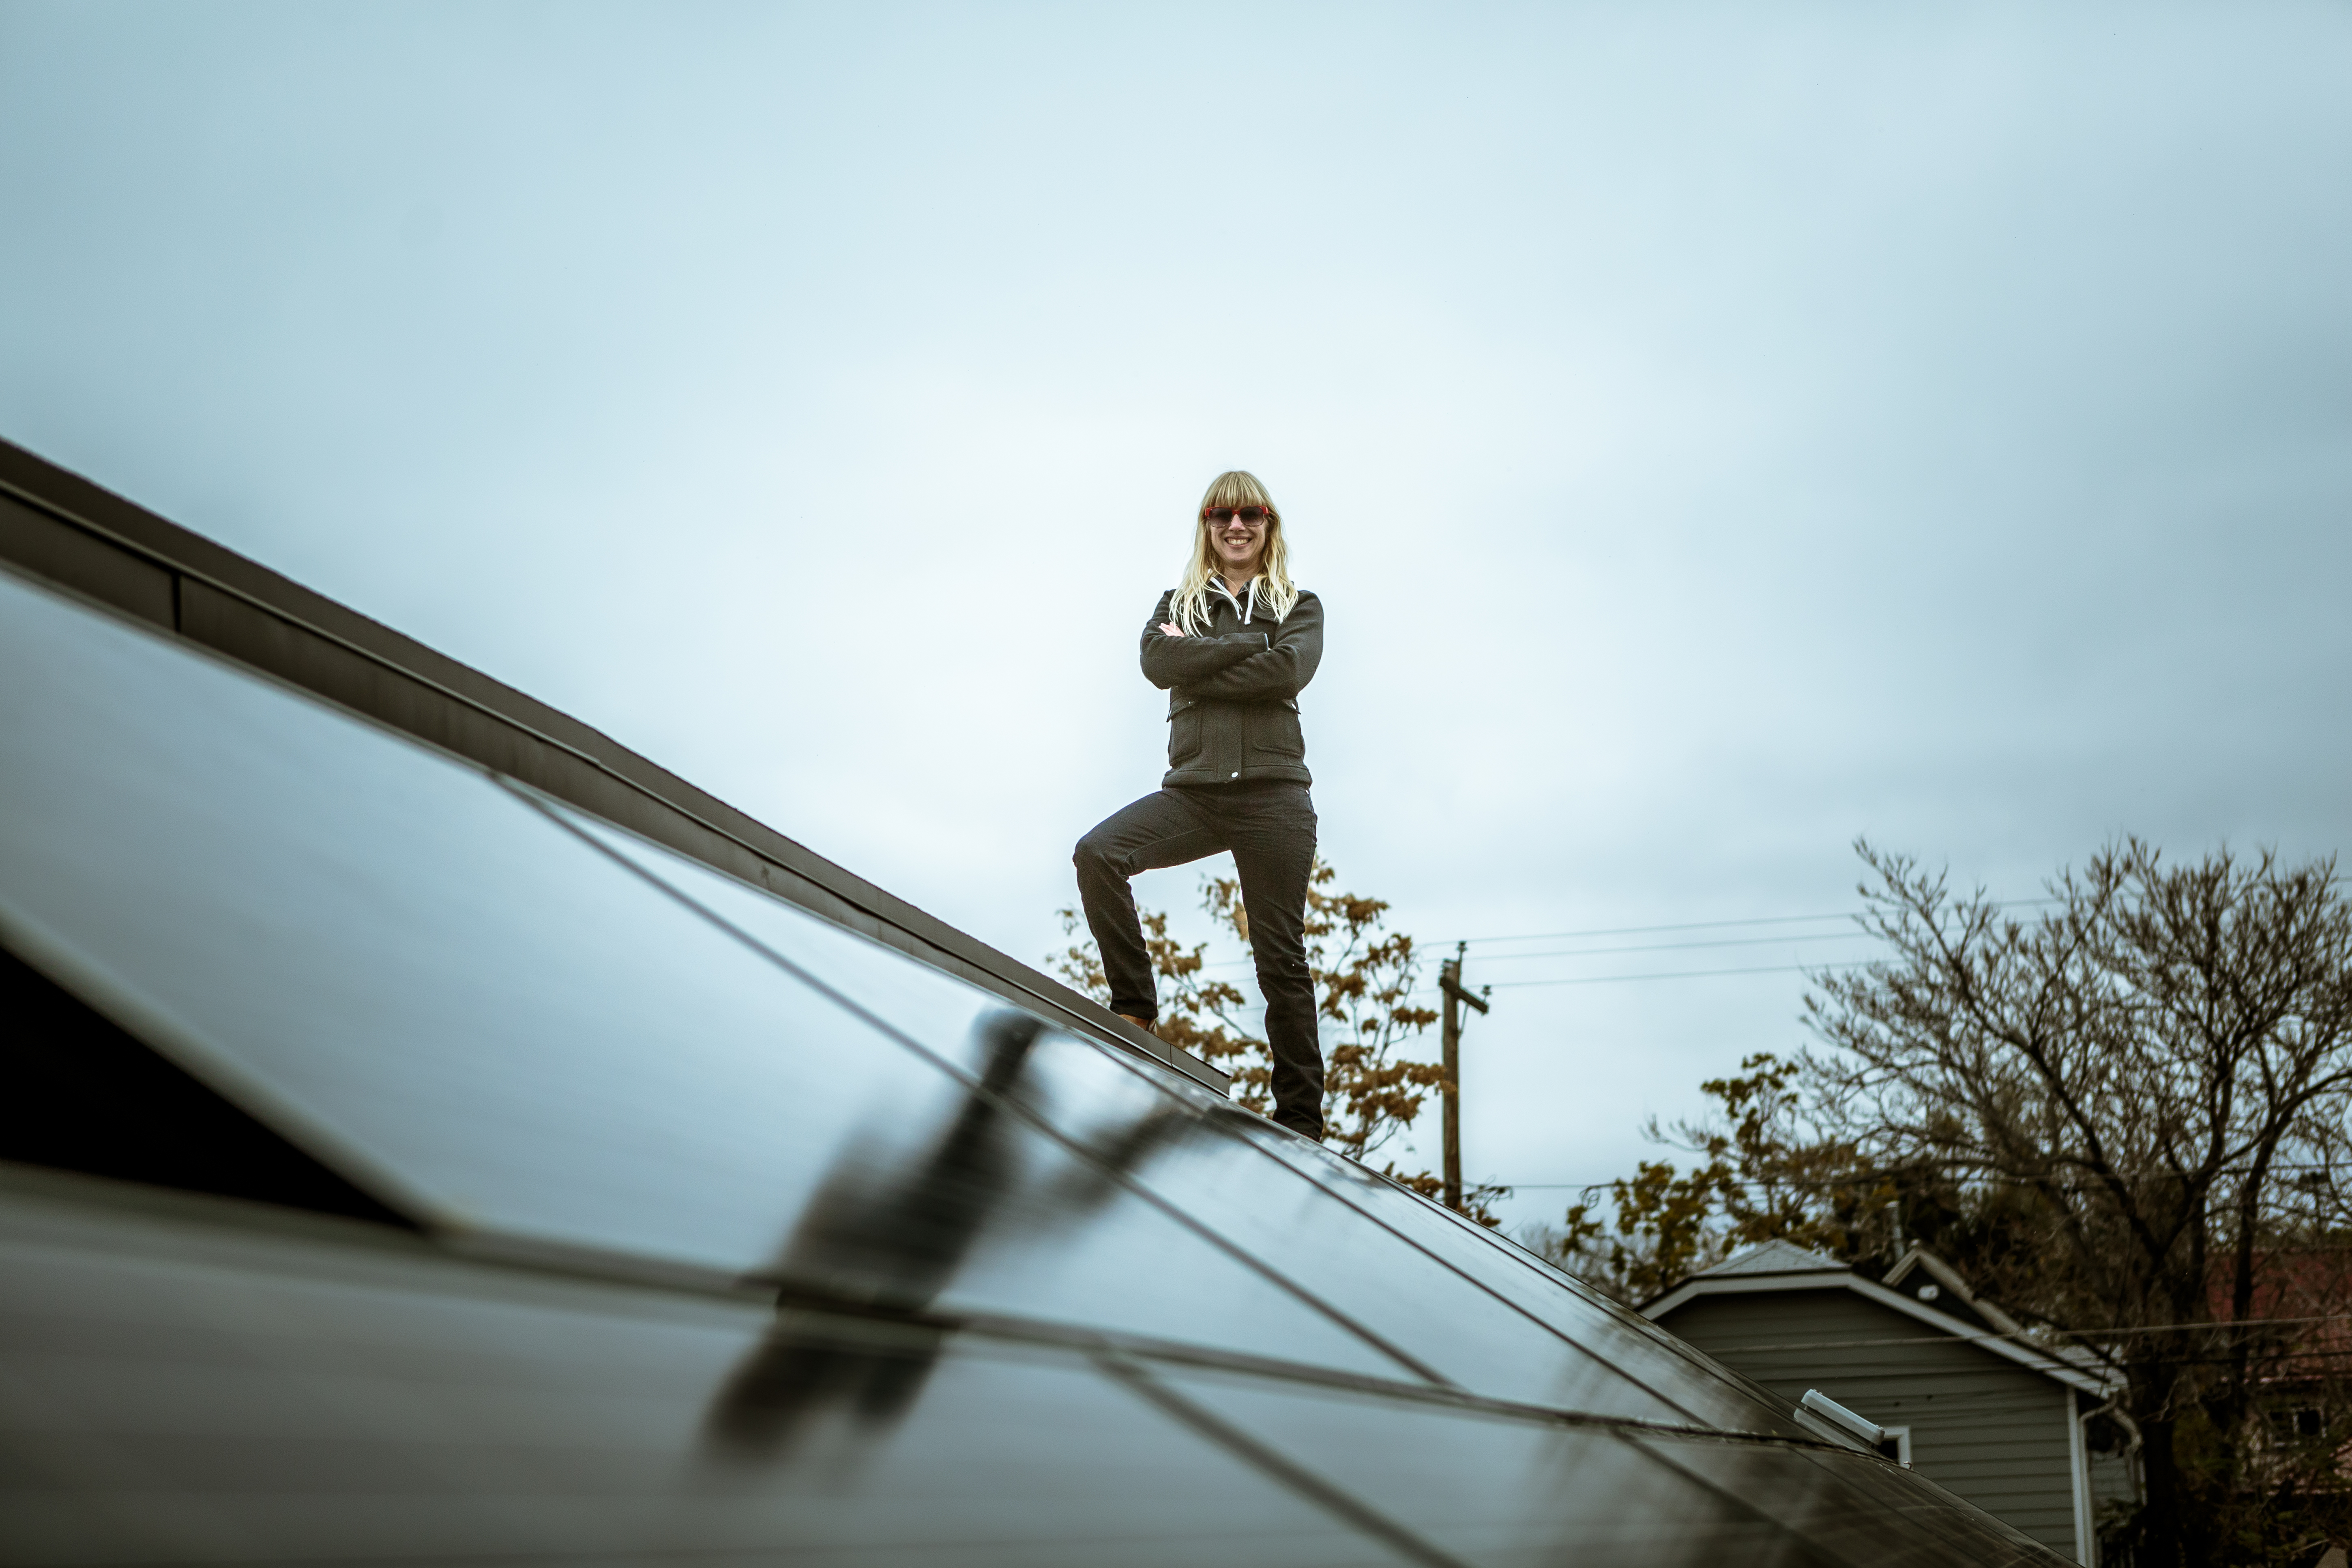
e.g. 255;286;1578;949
0;451;2092;1566
1699;1239;1845;1278
0;437;1225;1096
1644;1243;2118;1396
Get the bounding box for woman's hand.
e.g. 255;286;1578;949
1158;621;1186;637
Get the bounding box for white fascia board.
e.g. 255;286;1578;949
1642;1270;2116;1396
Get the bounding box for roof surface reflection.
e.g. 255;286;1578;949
0;562;2066;1565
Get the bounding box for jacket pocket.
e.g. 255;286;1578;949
1168;704;1204;767
1245;702;1306;765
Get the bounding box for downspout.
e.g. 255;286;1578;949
2068;1387;2094;1566
2073;1388;2142;1568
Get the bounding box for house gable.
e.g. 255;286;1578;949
1646;1262;2108;1394
1656;1287;2082;1556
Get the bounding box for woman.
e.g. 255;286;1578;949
1073;470;1326;1141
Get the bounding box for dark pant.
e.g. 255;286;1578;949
1073;782;1322;1139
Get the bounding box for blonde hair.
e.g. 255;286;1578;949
1170;470;1299;635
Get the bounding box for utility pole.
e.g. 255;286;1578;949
1438;941;1490;1214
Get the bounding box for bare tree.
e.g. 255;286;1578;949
1804;839;2352;1566
1534;841;2352;1562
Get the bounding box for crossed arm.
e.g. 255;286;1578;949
1137;590;1324;703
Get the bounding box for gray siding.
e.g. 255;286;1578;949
1659;1289;2080;1558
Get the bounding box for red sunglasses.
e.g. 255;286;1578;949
1202;505;1271;526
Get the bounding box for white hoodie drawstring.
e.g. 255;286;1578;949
1212;578;1259;624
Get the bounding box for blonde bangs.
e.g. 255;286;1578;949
1171;470;1300;635
1200;470;1275;513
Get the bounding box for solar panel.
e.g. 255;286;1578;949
0;563;2068;1565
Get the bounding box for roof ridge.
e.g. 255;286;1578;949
1697;1238;1848;1278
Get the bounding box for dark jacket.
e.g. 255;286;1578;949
1139;583;1324;787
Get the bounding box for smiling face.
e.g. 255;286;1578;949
1204;504;1272;579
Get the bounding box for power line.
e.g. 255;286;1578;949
1707;1313;2352;1356
1425;896;2071;950
1192;912;1863;972
1182;879;2352;975
1463;931;1880;963
1384;958;1869;996
1171;879;2342;980
1435;912;1864;946
1486;961;1874;989
1433;882;2347;953
1504;1162;2352;1190
1202;933;1872;974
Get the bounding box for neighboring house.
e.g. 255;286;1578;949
1644;1239;2139;1565
2211;1246;2352;1488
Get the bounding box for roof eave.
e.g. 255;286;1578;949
1642;1270;2118;1395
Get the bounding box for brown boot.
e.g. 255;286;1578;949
1116;1012;1157;1039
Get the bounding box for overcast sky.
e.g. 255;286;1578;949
5;2;2348;1238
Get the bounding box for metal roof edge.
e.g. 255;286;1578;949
0;435;1228;1095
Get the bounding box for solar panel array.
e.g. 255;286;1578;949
0;565;2064;1566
